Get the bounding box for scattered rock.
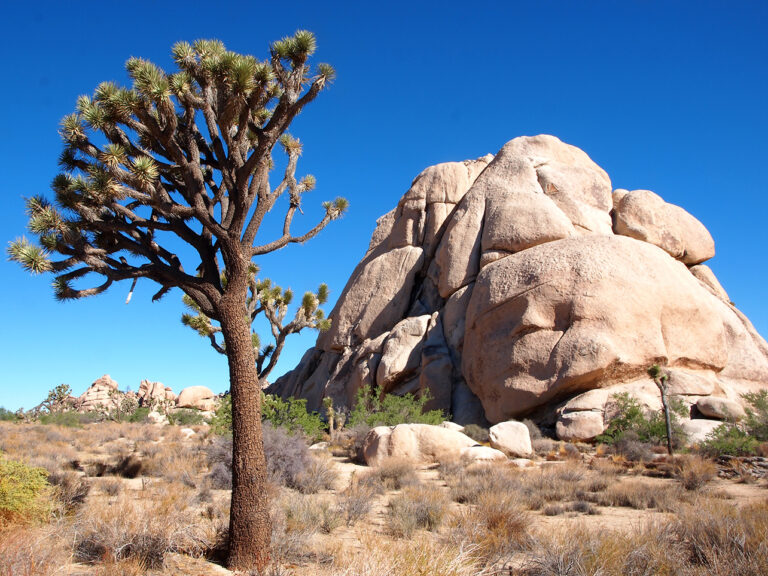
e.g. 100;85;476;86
176;386;216;411
680;419;723;444
460;445;506;463
556;411;605;442
696;397;747;421
362;423;476;466
489;421;533;458
439;421;465;432
309;442;330;451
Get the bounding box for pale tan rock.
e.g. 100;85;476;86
556;411;605;442
79;375;121;411
460;445;506;463
320;246;424;350
362;423;477;466
376;315;431;392
147;411;168;425
690;264;730;302
681;419;723;444
667;368;717;396
502;135;613;234
696;397;746;421
463;236;727;422
489;421;533;458
137;380;169;406
510;458;535;468
176;386;216;411
613;189;715;264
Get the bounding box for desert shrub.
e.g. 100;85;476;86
331;423;371;463
594;479;682;511
293;454;338;494
462;423;489;443
699;422;758;457
333;537;482;576
38;410;99;427
263;423;312;489
208;394;232;436
743;390;768;440
112;454;144;478
387;485;449;538
99;477;123;496
360;457;420;492
0;407;19;422
338;479;375;526
72;490;207;568
674;454;717;491
348;385;445;428
597;392;687;448
167;408;206;426
0;455;51;523
444;492;532;565
612;437;656;462
262;393;326;442
0;525;67;576
47;470;90;512
523;418;543;440
207;462;232;490
440;461;518;504
126;406;151;423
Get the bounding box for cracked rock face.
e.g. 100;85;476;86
270;135;768;436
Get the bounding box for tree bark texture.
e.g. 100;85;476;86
221;292;271;571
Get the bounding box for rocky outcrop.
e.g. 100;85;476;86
137;380;175;406
78;375;121;411
489;421;533;458
271;135;768;438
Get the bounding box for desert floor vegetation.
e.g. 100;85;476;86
0;419;766;576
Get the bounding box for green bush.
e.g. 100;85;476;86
347;385;445;428
596;392;687;448
167;409;206;426
699;423;758;457
262;393;325;442
743;390;768;441
0;455;51;523
208;392;326;442
209;394;232;436
0;407;19;422
126;406;151;423
37;410;100;427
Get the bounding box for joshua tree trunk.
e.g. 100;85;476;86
659;382;674;456
220;283;271;571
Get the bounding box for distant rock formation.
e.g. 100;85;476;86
271;135;768;439
76;376;213;415
78;374;121;411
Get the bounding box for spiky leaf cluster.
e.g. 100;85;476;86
8;33;346;316
181;266;331;378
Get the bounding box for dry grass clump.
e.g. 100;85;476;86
47;469;90;513
337;478;376;526
440;460;519;504
72;488;209;568
0;524;69;576
444;492;532;565
294;453;339;494
359;457;420;492
332;535;483;576
592;479;684;511
141;440;204;487
386;484;450;538
673;454;717;491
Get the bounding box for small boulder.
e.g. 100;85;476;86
147;411;168;426
681;419;722;444
489;421;533;458
176;386;216;411
696;397;746;421
460;445;506;463
556;411;605;442
362;423;477;466
510;458;535;468
309;442;330;451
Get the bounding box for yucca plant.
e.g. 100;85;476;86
7;32;344;571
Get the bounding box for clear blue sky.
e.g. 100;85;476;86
1;1;766;411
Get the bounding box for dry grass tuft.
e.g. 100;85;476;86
0;525;68;576
360;457;420;492
386;484;450;538
673;454;717;491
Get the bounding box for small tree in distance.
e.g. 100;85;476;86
8;32;344;570
648;364;674;455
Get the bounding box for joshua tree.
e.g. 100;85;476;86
8;33;344;570
648;364;674;455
